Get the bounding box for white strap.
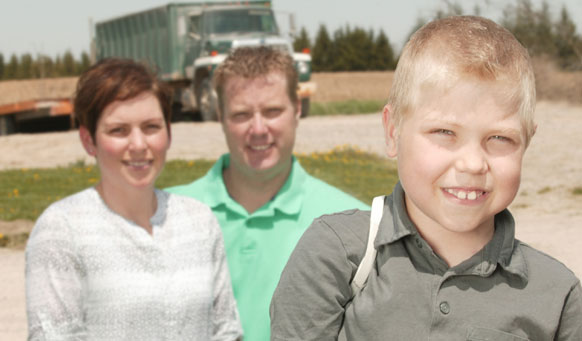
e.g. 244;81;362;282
350;195;385;296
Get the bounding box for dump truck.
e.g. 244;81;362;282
94;1;315;121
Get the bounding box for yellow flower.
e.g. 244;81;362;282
85;166;93;173
13;189;19;197
0;233;4;239
88;178;98;184
33;173;40;180
21;168;29;172
188;161;195;167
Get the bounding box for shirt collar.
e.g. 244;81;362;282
203;154;306;218
374;181;528;282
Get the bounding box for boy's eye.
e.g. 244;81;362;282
489;135;512;143
432;128;454;136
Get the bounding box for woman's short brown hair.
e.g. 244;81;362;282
74;58;172;140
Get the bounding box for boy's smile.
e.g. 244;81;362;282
383;80;527;263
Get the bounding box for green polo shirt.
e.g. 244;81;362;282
166;154;368;341
271;182;582;340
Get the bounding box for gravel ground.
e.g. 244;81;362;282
1;102;581;339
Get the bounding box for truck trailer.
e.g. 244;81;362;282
94;1;315;121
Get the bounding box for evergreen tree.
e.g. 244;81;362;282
554;6;582;70
293;27;312;53
372;29;395;70
54;55;63;77
312;24;333;71
0;53;4;80
77;51;91;74
19;53;34;79
62;51;76;76
5;54;19;80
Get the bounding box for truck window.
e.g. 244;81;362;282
203;9;278;35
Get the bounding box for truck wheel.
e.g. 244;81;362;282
197;78;218;121
300;98;310;118
0;115;16;136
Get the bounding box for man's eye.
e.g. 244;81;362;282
265;108;283;117
231;112;251;121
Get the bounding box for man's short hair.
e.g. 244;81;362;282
213;47;299;115
388;16;536;146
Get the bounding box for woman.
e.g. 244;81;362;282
25;58;242;340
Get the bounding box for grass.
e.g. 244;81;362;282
0;146;398;223
537;186;552;194
310;99;385;116
573;187;582;196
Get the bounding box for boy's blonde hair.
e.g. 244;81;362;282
388;16;536;146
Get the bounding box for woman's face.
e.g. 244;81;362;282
81;91;170;192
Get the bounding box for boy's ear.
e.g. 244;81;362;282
382;104;398;158
79;126;97;157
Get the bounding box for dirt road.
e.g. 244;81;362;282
1;101;581;339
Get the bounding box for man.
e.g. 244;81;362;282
166;47;368;340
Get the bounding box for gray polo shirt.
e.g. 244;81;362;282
270;182;582;340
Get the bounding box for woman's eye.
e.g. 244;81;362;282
146;124;161;131
108;127;125;134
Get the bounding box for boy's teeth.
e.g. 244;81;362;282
445;188;481;201
251;145;269;151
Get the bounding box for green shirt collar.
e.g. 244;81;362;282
201;154;306;218
375;181;528;282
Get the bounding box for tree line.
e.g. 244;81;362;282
294;0;581;72
294;25;397;72
1;0;580;81
0;51;91;81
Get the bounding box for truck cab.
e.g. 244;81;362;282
95;1;314;122
184;4;313;120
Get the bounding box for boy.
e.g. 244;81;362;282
270;16;582;340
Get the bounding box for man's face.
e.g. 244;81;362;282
221;72;300;180
383;80;527;241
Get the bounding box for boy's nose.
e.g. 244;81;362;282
455;144;488;174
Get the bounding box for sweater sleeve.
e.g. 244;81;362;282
25;208;87;340
556;279;582;340
270;214;366;341
209;211;243;341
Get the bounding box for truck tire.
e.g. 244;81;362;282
0;115;16;136
300;98;310;118
196;77;218;121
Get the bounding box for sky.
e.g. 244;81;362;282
1;0;581;59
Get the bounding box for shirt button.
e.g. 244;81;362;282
415;237;423;248
439;301;450;315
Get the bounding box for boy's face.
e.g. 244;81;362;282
383;80;526;241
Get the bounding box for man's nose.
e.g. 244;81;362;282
249;113;268;135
